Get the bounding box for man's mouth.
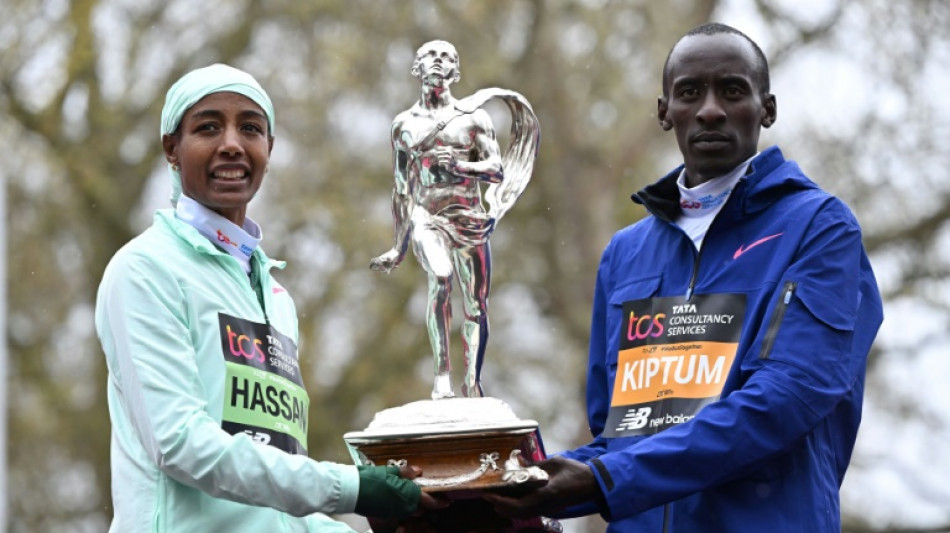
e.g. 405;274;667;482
692;132;731;148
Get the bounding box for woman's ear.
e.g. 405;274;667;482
162;133;179;166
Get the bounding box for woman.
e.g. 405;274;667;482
95;64;428;532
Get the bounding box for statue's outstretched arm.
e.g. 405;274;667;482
370;128;413;273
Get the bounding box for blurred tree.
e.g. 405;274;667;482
1;0;948;532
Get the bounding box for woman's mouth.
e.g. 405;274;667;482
212;169;247;180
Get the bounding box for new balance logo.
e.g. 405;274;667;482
616;407;652;431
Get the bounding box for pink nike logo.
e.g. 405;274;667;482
733;232;784;260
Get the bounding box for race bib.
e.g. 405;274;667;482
218;313;309;455
603;293;745;437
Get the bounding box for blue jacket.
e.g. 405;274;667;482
561;147;883;532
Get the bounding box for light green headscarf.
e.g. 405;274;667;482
160;63;276;206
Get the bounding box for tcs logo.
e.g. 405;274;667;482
217;229;237;247
227;324;265;363
627;311;666;341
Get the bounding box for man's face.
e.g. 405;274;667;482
658;33;776;186
413;41;460;86
162;91;274;225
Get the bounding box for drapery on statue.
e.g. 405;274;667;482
370;40;540;400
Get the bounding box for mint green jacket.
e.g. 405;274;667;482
95;211;359;532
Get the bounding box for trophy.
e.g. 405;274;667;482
345;40;557;532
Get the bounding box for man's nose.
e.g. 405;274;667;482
696;92;726;124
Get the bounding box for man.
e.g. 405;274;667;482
485;23;883;532
370;40;504;399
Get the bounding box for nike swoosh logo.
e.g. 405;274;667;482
733;232;784;260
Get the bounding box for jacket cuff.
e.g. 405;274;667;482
588;458;614;521
335;464;360;514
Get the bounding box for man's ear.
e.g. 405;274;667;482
761;94;777;128
162;134;179;166
657;96;673;131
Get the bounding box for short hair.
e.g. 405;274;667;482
411;40;461;81
661;22;770;97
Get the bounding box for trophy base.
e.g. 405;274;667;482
344;397;558;532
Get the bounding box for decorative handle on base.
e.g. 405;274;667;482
384;450;548;489
387;453;500;488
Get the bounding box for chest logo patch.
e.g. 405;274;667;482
733;232;784;260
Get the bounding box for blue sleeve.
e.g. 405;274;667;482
590;202;882;519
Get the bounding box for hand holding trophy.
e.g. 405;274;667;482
352;41;559;532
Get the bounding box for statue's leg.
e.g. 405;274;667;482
455;242;491;398
426;270;454;399
413;225;456;399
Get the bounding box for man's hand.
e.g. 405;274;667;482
482;456;602;519
370;249;401;273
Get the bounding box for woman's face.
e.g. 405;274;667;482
163;92;273;225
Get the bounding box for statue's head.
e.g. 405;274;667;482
411;40;461;85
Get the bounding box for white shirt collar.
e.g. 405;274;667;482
676;154;756;218
175;195;262;273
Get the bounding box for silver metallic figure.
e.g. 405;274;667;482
371;40;540;400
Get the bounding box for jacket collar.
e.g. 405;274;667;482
632;146;816;222
154;210;286;272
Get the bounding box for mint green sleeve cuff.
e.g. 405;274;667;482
335;464;360;514
305;512;357;533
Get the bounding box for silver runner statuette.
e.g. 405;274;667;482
370;40;540;400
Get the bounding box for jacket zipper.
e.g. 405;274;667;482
248;259;271;325
681;202;724;301
759;281;797;359
661;503;670;532
685;250;701;301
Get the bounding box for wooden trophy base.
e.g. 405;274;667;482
344;397;560;533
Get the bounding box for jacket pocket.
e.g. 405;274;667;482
758;278;858;361
607;275;663;306
758;281;796;360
